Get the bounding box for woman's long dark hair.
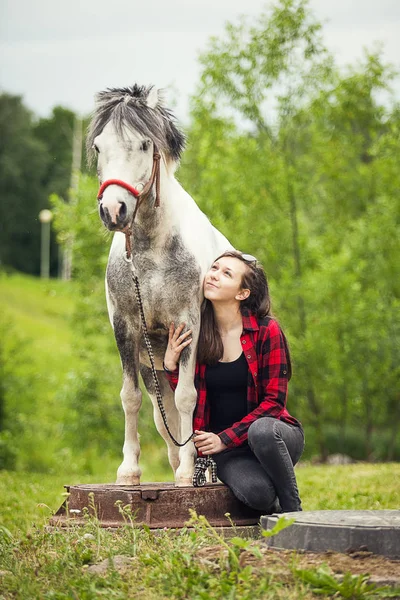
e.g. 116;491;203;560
197;251;292;378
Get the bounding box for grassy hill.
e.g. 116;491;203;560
0;272;83;472
0;271;76;374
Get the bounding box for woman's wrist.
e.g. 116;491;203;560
163;360;178;373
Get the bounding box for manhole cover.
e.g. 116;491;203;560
50;482;262;528
261;510;400;558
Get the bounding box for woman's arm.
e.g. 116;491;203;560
163;322;192;391
218;319;289;448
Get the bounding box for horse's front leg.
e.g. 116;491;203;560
114;316;142;485
174;330;199;486
140;364;181;476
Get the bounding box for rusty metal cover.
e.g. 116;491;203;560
50;482;262;528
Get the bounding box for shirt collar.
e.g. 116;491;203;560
241;309;259;332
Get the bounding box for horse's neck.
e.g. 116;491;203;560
136;174;190;244
134;167;232;269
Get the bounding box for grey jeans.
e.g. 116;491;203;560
213;417;304;513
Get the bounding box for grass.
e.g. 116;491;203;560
295;462;400;510
0;272;93;474
0;464;399;600
0;510;308;600
0;271;79;434
0;271;76;372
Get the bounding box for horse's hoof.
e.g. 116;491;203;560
175;478;193;487
115;476;141;486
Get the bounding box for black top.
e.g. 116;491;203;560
206;352;249;434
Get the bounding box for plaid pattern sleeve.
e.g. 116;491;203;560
218;318;299;448
163;366;179;391
192;363;208;433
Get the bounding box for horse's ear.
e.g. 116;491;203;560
146;87;159;109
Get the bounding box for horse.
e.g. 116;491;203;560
87;84;233;486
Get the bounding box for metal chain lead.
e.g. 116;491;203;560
192;456;218;487
127;256;194;447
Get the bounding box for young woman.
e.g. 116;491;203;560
163;250;304;513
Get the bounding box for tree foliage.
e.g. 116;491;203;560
0;96;83;275
0;94;49;274
178;0;400;459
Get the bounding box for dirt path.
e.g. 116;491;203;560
198;544;400;587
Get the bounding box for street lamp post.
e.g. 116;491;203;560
39;209;53;279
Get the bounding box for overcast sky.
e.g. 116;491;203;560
1;0;399;123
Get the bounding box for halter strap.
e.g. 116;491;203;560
97;179;141;200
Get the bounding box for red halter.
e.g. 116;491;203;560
97;179;141;200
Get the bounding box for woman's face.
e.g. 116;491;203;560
204;256;250;303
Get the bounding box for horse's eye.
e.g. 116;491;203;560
140;140;151;152
93;144;100;153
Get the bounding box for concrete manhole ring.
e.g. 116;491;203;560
261;510;400;558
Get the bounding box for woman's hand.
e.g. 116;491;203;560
163;322;192;371
193;430;227;455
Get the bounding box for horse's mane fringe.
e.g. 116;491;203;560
86;84;186;166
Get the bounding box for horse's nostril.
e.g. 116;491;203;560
118;202;127;221
99;204;106;222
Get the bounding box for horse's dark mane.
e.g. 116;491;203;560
86;84;186;165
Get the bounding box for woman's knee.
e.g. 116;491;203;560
248;418;276;452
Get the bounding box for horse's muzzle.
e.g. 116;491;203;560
99;200;128;230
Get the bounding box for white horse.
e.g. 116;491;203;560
87;84;233;486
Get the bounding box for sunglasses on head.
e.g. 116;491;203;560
239;252;257;266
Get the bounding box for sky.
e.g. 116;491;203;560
1;0;399;124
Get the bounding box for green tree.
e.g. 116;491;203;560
34;107;75;199
288;52;400;456
0;94;49;274
182;0;334;457
35;106;86;276
0;95;86;276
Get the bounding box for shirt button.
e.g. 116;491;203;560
247;355;251;359
283;370;287;375
253;372;257;377
242;340;246;344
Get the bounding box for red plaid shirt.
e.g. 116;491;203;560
164;312;301;449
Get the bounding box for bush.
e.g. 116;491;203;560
301;423;400;462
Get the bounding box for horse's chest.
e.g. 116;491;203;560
108;234;202;329
140;275;185;325
139;262;201;320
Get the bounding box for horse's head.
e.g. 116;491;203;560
87;85;185;232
